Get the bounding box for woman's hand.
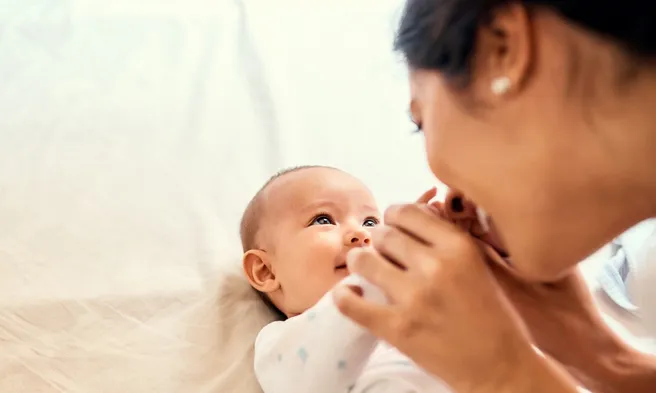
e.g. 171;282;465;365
485;239;656;393
433;189;656;393
332;199;578;393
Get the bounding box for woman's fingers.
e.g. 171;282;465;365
333;286;396;336
346;248;410;302
335;196;545;393
476;219;510;257
409;193;510;260
372;225;435;274
478;240;518;276
341;212;538;393
384;203;463;247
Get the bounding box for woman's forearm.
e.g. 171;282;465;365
459;347;580;393
578;344;656;393
519;293;656;393
554;316;656;393
465;342;656;393
499;351;580;393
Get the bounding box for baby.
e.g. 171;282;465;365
240;165;451;393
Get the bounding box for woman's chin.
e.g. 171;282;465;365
500;220;588;282
508;255;577;283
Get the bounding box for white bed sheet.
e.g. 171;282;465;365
0;1;436;392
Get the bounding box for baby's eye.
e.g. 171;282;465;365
363;218;379;227
311;214;335;226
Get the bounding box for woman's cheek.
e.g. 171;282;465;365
424;131;458;188
421;97;462;185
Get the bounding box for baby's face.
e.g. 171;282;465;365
263;168;380;316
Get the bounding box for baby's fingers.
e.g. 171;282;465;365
416;187;437;204
428;200;446;217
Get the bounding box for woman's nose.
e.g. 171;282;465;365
345;229;371;247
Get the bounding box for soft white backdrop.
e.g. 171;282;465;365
0;1;436;392
0;1;643;392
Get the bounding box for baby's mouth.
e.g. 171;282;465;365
335;251;351;273
335;261;349;272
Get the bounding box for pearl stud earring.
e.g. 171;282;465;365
491;76;511;95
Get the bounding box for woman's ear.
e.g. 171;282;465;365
243;249;280;293
471;3;532;98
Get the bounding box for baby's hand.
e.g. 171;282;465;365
415;187;508;257
415;187;445;217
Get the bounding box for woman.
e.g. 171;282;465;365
333;1;656;392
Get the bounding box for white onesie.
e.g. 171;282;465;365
253;275;452;393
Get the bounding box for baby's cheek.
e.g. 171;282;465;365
296;235;346;298
301;272;341;307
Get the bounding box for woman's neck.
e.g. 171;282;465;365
596;66;656;220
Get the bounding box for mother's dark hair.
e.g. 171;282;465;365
395;0;656;81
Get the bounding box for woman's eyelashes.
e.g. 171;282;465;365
408;110;423;133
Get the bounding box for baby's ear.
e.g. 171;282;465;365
242;250;279;293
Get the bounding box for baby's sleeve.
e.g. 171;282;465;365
253;275;385;393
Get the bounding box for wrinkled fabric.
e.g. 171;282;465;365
0;1;437;392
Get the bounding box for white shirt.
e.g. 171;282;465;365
631;220;656;339
595;219;656;353
253;275;451;393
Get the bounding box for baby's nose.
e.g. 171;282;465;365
347;230;371;247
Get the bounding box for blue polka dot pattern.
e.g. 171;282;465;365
297;347;308;363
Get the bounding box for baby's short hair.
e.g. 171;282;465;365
239;165;336;252
239;165;337;320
